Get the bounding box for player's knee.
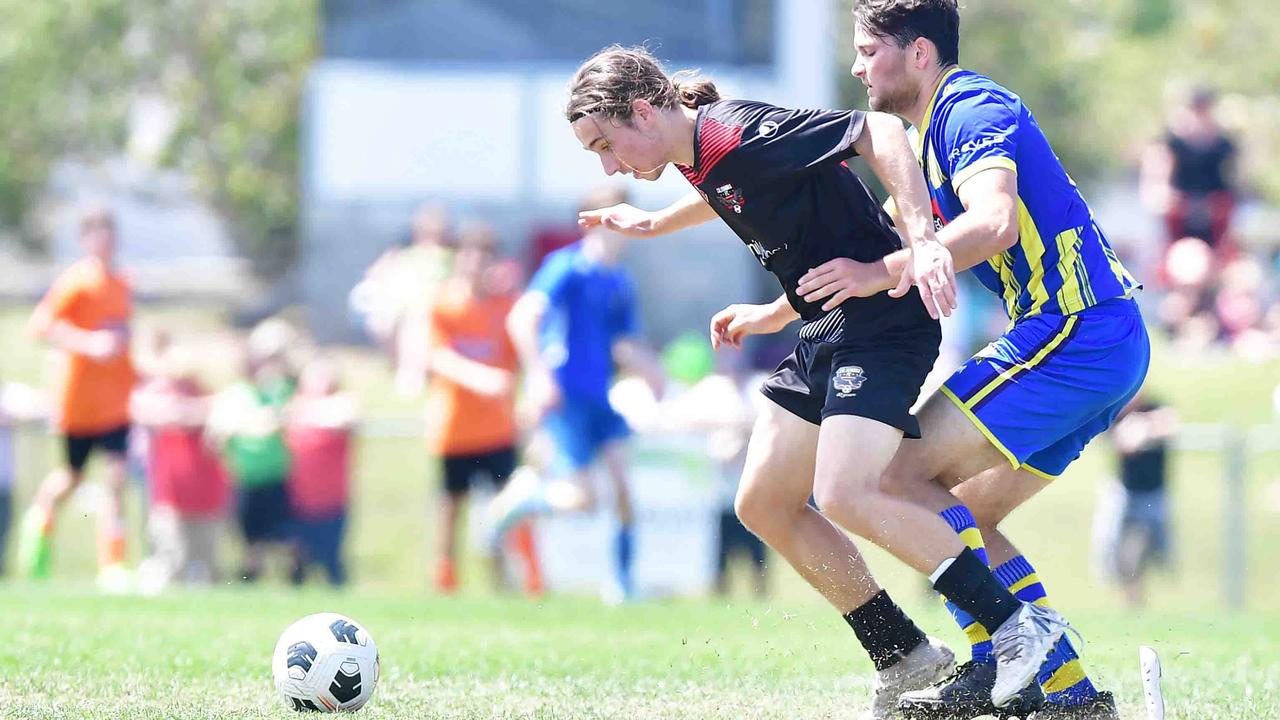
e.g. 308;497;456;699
952;487;1013;528
733;484;789;540
812;478;877;532
732;487;766;535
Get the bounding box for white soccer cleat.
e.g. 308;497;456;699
990;603;1071;708
867;636;955;720
485;467;546;547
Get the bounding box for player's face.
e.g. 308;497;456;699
454;243;493;283
851;26;914;114
80;218;117;263
572;113;667;182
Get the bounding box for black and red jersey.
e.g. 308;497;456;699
677;99;927;340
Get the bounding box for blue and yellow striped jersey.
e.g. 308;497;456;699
912;68;1139;323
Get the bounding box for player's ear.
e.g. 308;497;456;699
912;37;932;69
631;98;653;124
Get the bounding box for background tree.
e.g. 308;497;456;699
0;0;317;275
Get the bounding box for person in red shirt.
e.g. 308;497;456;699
18;205;137;586
132;343;229;592
285;355;358;586
425;224;540;594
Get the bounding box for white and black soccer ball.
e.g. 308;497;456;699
272;613;380;713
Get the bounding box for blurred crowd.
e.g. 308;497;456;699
1138;88;1280;361
2;206;359;594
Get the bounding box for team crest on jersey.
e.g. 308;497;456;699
833;366;866;398
715;183;745;214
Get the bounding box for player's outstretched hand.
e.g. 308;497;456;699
889;240;957;319
577;203;659;237
710;303;789;350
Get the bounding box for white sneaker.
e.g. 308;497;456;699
991;603;1071;708
867;636;955;719
485;467;546;547
96;563;136;595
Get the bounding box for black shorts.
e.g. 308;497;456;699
64;425;130;473
760;327;940;438
237;482;294;543
441;446;517;496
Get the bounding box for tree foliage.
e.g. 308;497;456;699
0;0;317;274
839;0;1280;201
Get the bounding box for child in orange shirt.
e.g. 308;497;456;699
18;205;137;588
425;224;540;594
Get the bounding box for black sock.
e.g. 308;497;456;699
932;547;1020;633
843;590;927;671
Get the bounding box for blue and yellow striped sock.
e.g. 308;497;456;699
938;506;994;664
993;555;1099;706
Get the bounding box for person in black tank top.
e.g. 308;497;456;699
1142;87;1238;254
564;46;961;716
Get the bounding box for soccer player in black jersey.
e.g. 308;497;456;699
565;46;983;719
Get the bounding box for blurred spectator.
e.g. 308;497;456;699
493;185;664;604
17;204;138;590
1157;236;1218;351
132;344;229;593
285;355;359;586
1141;86;1238;258
207;320;301;583
0;382;48;576
1157;236;1279;359
349;203;456;397
424;223;541;595
663;342;768;599
1092;393;1177;608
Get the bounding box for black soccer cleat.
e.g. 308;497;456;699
1028;691;1120;720
898;660;1045;720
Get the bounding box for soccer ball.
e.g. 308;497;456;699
272;612;380;712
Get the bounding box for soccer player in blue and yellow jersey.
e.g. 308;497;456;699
790;2;1145;718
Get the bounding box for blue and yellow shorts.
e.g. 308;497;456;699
940;297;1150;478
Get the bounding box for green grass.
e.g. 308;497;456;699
2;303;1280;717
2;586;1278;718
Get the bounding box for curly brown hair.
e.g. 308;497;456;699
565;45;720;124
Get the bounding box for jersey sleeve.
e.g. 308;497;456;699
426;302;452;351
527;250;574;306
936;89;1020;191
31;269;83;329
734;105;866;181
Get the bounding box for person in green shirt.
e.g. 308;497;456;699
208;321;300;582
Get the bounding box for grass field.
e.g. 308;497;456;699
3;585;1280;719
1;304;1279;718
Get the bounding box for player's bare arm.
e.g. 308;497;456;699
577;190;717;238
506;292;561;418
427;347;513;399
797;166;1017;310
708;294;800;350
849;112;957;319
28;313;126;362
611;338;665;397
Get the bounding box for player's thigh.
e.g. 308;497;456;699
881;390;1011;500
812;415;904;508
734;398;820;523
949;464;1051;527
